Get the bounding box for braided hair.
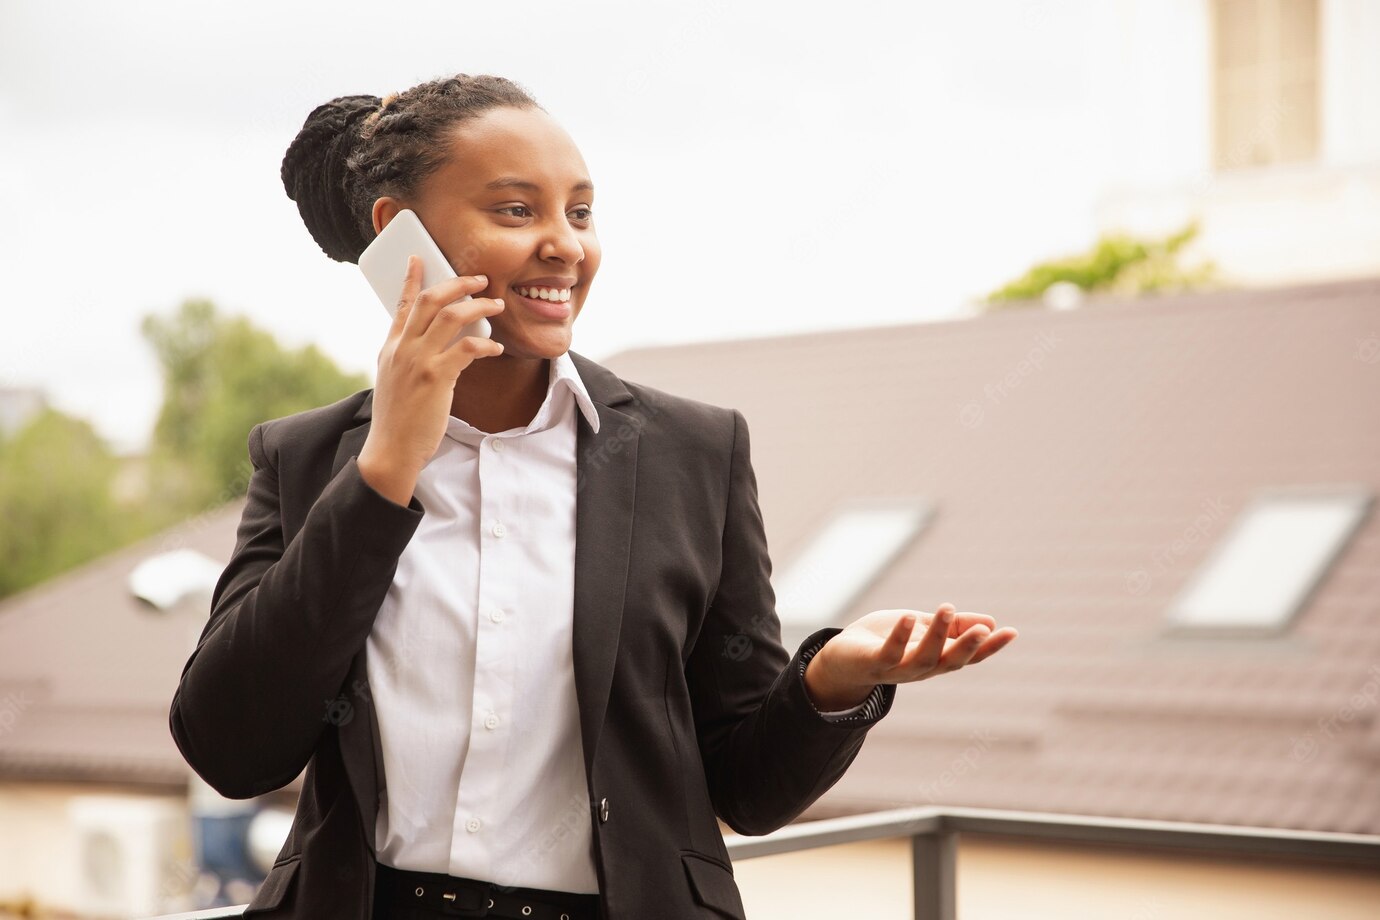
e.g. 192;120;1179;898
280;74;543;264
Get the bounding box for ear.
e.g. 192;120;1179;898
372;196;406;236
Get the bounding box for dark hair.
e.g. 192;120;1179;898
280;74;543;264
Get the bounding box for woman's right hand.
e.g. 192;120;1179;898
358;254;506;505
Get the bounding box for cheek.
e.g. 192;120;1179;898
582;237;603;274
451;227;524;277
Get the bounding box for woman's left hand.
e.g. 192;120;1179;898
803;604;1018;711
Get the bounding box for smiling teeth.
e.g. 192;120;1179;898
516;286;571;302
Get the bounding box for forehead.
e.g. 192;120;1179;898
428;106;591;196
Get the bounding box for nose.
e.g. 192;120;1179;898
538;216;585;266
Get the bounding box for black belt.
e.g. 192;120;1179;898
374;861;600;920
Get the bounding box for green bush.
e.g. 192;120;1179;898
984;221;1218;308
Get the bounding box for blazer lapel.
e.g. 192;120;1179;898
326;349;640;851
568;351;639;776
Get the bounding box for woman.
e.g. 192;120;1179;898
169;73;1017;920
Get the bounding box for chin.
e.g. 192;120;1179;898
499;328;574;359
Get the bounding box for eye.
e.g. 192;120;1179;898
497;205;532;218
569;207;593;222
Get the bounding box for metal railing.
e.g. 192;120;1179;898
725;805;1380;919
145;805;1380;920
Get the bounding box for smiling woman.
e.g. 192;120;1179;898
279;76;600;440
171;70;988;920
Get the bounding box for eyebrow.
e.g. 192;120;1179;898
484;176;594;194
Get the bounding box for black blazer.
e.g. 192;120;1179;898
169;349;896;919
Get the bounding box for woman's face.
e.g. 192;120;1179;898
373;105;600;361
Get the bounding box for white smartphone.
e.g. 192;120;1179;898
358;208;492;343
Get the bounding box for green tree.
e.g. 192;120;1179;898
984;220;1218;309
0;407;135;597
141;299;370;513
0;301;368;602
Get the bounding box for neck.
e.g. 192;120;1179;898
448;352;552;434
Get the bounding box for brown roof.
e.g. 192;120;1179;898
601;276;1380;835
0;505;246;788
4;277;1376;836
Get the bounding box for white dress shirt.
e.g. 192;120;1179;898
364;350;879;894
366;350;601;893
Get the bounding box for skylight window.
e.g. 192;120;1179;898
128;548;224;612
1168;488;1371;632
773;499;932;630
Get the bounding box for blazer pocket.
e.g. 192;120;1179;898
680;851;746;919
243;855;301;916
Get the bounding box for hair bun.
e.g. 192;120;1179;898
280;94;382;263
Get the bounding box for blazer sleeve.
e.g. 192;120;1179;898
798;631;892;723
686;408;896;837
168;421;425;799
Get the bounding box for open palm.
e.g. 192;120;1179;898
811;604;1018;700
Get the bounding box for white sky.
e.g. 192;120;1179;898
0;0;1132;453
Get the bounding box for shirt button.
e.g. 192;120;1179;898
466;818;482;833
492;521;506;538
598;797;609;823
491;438;505;452
484;712;500;730
489;608;505;623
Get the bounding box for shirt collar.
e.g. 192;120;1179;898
540;349;601;435
443;350;601;442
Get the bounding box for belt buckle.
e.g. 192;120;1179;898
440;885;490;917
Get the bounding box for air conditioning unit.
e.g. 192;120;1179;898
67;795;195;918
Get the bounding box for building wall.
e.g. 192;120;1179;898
1320;0;1380;164
0;784;80;912
1091;0;1380;285
733;835;1380;919
0;783;195;918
